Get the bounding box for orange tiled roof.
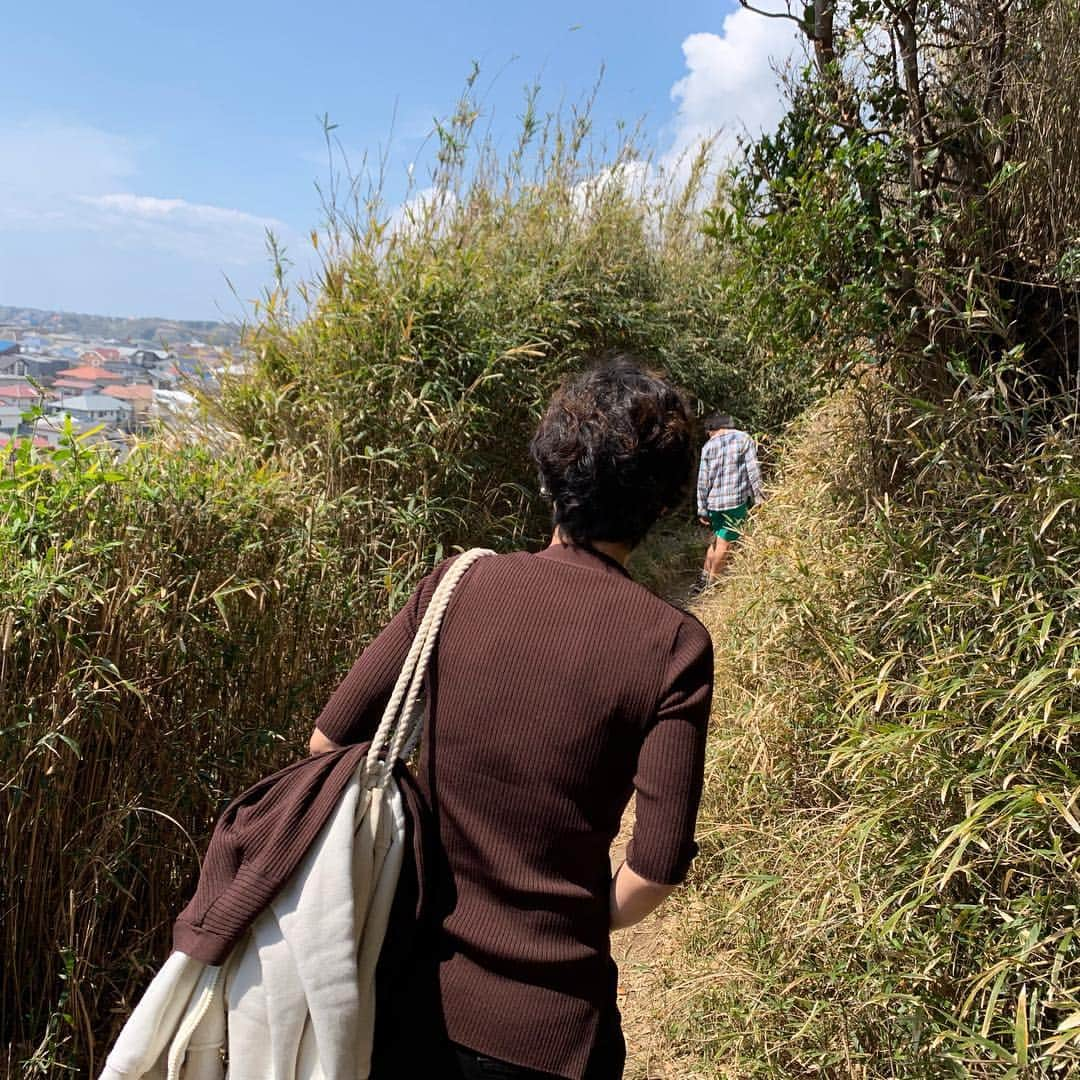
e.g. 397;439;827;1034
57;365;114;380
0;434;50;449
103;384;154;401
54;378;99;390
81;348;122;364
0;383;50;400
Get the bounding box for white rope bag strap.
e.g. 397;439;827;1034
365;548;495;780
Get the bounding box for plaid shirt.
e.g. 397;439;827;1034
696;430;764;515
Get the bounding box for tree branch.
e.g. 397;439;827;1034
737;0;805;27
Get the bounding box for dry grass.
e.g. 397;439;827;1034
647;376;1080;1077
0;84;775;1075
0;436;392;1074
662;385;883;1078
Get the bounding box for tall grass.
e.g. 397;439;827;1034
1;85;783;1074
644;4;1080;1070
214;78;806;579
656;377;1079;1076
0;432;383;1073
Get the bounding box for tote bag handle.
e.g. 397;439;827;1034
365;548;495;776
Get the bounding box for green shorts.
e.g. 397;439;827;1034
708;503;749;542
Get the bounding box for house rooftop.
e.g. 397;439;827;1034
103;384;154;401
50;394;132;411
54;378;99;390
0;434;50;449
0;383;49;400
58;365;114;380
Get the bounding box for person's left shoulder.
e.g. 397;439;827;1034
642;592;713;655
675;607;713;657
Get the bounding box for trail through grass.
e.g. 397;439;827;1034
626;378;1080;1076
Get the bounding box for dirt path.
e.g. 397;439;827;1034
611;805;696;1080
606;580;715;1080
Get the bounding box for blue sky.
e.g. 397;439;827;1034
0;1;801;321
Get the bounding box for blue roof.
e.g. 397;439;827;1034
0;341;18;355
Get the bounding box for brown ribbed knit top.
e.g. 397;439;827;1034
315;543;713;1079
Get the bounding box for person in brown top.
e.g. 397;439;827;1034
310;358;714;1080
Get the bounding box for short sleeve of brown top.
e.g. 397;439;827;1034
315;543;713;1080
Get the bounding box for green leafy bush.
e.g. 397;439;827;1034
216;86;804;586
652;0;1080;1070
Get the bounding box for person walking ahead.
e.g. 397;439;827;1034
696;412;764;581
310;358;713;1080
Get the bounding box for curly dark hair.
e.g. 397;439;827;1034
529;356;693;546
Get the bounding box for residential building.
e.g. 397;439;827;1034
0;343;26;378
130;348;172;368
48;393;134;426
103;384;154;419
20;356;67;381
58;364;115;383
0;383;49;402
54;378;100;392
0;404;24;432
0;433;50;450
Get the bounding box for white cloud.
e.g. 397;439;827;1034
0;119;292;317
76;193;284;264
387;185;457;240
572;160;654;213
0;119;285;263
663;9;805;173
80;193;275;228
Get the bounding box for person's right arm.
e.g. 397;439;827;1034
613;617;713;930
696;442;713;521
744;436;765;505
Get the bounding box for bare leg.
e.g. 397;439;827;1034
713;538;732;576
703;536;732;581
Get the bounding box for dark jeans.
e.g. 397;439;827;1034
451;1010;626;1080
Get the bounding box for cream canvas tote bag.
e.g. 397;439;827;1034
100;549;493;1080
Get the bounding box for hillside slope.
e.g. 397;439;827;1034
635;380;1079;1077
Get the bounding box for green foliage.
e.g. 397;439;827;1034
710;0;1080;404
704;89;896;390
651;0;1080;1072
1;433;381;1071
216;87;797;586
822;382;1080;1073
663;379;1079;1075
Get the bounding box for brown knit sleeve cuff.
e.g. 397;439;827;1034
624;835;700;886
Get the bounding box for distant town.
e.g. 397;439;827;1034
0;305;245;452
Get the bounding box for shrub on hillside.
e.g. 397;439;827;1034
0;433;380;1071
659;0;1080;1067
712;0;1080;408
215;89;800;584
